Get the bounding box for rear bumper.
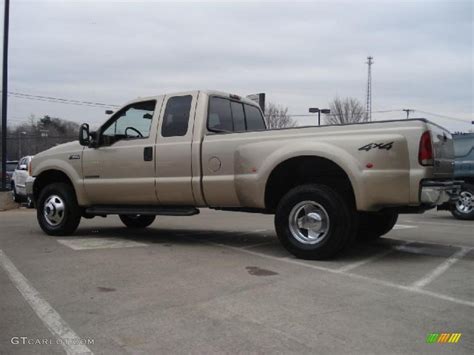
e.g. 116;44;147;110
420;180;462;205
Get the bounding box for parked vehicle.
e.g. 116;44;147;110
26;90;459;259
11;156;34;206
450;133;474;220
1;160;18;189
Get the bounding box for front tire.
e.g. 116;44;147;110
356;210;398;241
37;183;81;236
119;214;156;228
450;183;474;220
275;184;356;260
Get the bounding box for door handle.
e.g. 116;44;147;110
143;147;153;161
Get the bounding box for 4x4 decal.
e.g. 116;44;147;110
358;142;394;151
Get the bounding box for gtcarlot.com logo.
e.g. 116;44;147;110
11;336;94;346
426;333;462;344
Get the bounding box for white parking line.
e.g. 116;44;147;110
410;247;471;289
403;220;473;228
336;242;409;273
393;224;417;230
57;237;148;250
203;241;474;308
0;249;93;355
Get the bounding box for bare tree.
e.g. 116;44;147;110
265;103;296;129
327;97;367;125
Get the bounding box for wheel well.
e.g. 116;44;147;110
33;170;74;202
264;156;355;212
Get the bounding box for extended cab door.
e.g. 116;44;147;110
154;92;197;205
82;98;163;204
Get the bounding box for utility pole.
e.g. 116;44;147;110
403;109;414;119
1;0;9;191
365;56;373;121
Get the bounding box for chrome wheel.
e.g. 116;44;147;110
456;191;473;214
43;195;65;226
288;200;330;245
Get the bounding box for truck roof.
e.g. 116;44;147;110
125;90;260;108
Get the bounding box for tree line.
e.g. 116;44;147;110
0;115;79;160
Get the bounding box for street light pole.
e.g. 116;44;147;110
309;107;331;126
309;108;320;126
403;109;414;119
1;0;10;191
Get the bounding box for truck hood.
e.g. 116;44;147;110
31;140;84;177
34;141;82;159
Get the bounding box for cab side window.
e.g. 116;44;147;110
244;104;266;131
101;100;156;145
161;95;193;137
208;96;266;133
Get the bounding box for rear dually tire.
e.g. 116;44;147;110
275;184;356;260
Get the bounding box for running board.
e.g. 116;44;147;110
85;205;200;216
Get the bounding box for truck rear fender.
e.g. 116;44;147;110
236;141;362;210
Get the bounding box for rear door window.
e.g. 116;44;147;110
161;95;193;137
208;97;233;132
230;101;246;132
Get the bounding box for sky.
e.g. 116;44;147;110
4;0;474;131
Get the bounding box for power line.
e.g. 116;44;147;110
3;91;120;108
413;110;470;123
4;91;471;124
288;108;470;124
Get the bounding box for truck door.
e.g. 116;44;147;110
82;99;162;204
154;93;197;205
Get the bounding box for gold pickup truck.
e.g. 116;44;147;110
26;90;460;259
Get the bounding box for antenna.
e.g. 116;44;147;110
366;56;373;121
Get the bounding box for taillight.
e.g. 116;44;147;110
419;131;433;166
28;160;32;176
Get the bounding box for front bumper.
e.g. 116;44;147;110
420;180;462;205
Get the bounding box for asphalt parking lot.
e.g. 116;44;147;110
1;208;473;354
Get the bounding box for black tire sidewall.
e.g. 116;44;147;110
37;183;81;236
275;184;354;259
119;214;156;228
357;210;399;241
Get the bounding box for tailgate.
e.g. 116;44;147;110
429;123;455;178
